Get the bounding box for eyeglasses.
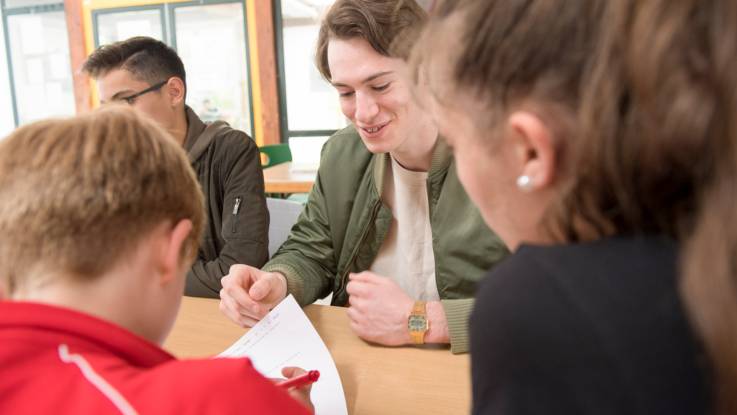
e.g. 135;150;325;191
116;80;168;105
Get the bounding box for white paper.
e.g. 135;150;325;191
219;295;348;415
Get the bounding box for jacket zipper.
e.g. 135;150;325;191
338;201;382;297
231;197;242;234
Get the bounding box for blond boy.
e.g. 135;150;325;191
0;107;310;413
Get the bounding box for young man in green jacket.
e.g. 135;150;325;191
220;0;508;354
83;37;269;298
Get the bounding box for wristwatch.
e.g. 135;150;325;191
408;301;429;344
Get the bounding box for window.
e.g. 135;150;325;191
2;0;75;126
0;6;15;137
94;7;165;47
275;0;346;142
91;0;253;136
4;0;59;8
173;2;251;134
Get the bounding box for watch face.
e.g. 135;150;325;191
408;315;428;331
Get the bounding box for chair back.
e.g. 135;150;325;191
260;144;292;168
266;197;304;258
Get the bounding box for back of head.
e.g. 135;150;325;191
0;107;204;295
315;0;427;80
415;0;737;411
83;36;187;90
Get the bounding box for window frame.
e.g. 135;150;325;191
273;0;339;143
92;4;168;48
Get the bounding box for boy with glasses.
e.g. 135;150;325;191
83;36;269;298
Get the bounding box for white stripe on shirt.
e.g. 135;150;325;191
57;344;138;415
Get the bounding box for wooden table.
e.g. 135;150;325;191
264;162;316;194
165;297;471;415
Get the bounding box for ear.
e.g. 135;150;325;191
507;111;557;190
158;219;193;285
166;77;186;107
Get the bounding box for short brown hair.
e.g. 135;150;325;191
83;36;187;90
315;0;427;80
0;106;204;294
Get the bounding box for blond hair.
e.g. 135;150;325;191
0;106;204;293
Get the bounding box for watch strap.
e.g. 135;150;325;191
412;301;426;315
409;301;428;345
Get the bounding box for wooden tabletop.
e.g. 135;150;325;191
165;297;471;415
264;162;316;194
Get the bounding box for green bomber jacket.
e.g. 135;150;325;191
264;126;509;353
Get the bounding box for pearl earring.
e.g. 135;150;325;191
516;175;533;191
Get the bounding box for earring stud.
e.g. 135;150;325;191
516;175;533;191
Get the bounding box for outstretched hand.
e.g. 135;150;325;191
219;264;288;327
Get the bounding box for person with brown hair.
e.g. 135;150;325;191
410;0;728;413
0;107;312;414
219;0;508;354
83;36;269;298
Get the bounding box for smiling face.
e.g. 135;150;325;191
327;37;430;155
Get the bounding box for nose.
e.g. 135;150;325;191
354;91;379;124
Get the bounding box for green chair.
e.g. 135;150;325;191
260;144;292;168
286;193;309;204
260;144;307;203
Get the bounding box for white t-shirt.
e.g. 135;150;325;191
369;156;440;301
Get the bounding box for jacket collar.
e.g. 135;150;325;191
183;105;206;153
0;301;174;367
372;136;452;194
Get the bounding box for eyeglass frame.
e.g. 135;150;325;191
116;80;168;105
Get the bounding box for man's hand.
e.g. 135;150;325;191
345;271;414;346
219;264;288;327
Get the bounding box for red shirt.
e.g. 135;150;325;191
0;301;310;414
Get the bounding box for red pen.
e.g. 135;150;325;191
278;370;320;389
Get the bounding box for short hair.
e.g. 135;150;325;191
315;0;427;81
0;106;204;294
83;36;187;90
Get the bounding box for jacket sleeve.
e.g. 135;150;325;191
442;298;475;354
186;133;269;298
262;166;336;306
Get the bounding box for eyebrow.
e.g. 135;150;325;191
332;71;394;88
109;90;136;101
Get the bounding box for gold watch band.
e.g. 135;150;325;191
409;301;428;345
410;331;426;344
